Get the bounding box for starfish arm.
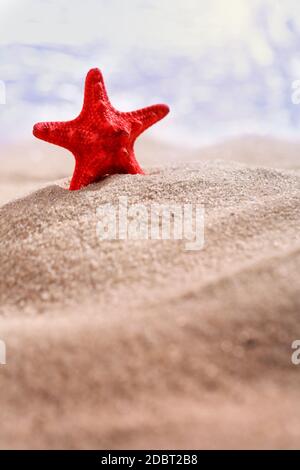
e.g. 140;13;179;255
125;158;145;175
81;68;111;112
33;121;73;148
125;104;169;138
69;153;113;190
117;148;144;175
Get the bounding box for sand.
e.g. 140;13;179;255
0;136;299;449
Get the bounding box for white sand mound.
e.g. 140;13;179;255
0;159;299;448
1;161;299;313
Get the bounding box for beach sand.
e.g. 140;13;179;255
0;136;299;449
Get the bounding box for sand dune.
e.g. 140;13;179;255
0;138;299;448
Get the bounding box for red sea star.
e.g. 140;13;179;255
33;68;170;190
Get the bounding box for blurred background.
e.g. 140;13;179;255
0;0;300;147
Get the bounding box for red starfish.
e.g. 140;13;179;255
33;68;169;190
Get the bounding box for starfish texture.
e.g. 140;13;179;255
33;68;170;190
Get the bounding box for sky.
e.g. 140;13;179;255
0;0;300;146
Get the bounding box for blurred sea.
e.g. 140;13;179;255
0;0;300;146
